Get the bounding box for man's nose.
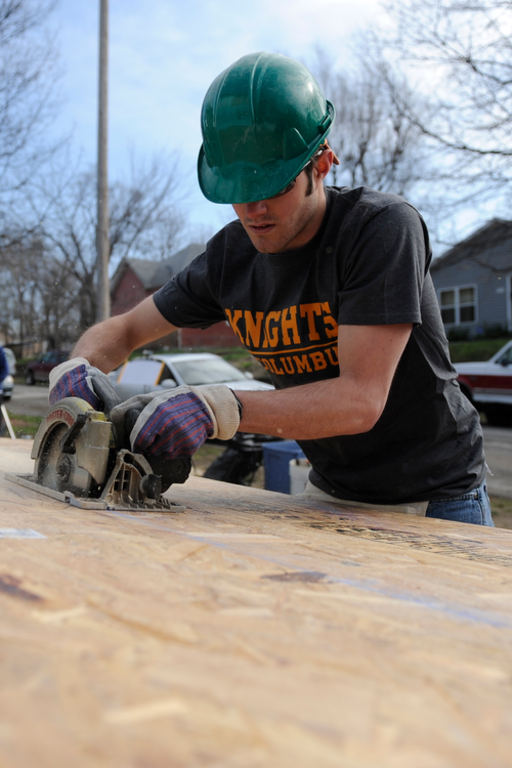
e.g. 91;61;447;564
245;199;268;217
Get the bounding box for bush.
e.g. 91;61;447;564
447;324;511;343
447;327;470;342
449;338;510;362
481;323;511;339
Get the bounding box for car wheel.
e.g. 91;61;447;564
25;371;35;386
484;404;512;428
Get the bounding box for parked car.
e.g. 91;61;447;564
108;352;276;485
108;352;274;400
455;340;512;426
1;348;16;400
25;350;69;385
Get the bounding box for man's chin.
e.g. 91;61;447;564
246;234;275;253
245;230;286;253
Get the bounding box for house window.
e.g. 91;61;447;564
439;286;476;325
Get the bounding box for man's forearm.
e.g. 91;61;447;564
236;323;412;441
71;297;179;373
72;316;135;372
236;375;386;441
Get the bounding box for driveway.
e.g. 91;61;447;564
6;384;50;417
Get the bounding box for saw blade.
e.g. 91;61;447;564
32;398;112;498
35;421;94;496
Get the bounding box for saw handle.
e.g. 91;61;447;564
90;375;144;450
88;375;190;493
124;407;144;437
90;375;123;416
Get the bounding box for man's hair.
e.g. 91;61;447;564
304;160;316;197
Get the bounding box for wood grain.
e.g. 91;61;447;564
0;438;511;768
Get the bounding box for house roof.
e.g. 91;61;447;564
431;219;512;272
110;242;205;295
166;242;206;274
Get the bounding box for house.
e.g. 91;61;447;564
430;219;512;337
110;243;241;349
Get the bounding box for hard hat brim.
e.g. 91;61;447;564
198;102;335;205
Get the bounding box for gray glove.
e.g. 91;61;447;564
111;384;241;460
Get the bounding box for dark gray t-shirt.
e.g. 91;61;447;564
154;186;485;504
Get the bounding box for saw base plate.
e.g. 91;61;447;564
6;473;186;513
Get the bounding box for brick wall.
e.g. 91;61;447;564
111;268;149;316
181;322;242;349
111;266;241;349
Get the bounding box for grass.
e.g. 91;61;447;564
1;412;42;439
448;338;510;363
489;496;512;530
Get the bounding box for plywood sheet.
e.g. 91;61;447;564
0;438;511;768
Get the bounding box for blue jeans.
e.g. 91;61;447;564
425;482;494;526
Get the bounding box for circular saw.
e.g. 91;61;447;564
11;378;190;512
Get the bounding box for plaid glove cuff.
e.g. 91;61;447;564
124;384;241;460
49;357;103;410
131;387;215;459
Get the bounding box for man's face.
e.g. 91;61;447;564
232;166;326;253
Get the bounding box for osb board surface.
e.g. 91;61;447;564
0;440;511;768
0;437;35;474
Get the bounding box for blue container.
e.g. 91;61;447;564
262;440;306;494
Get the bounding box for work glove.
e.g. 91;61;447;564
111;385;241;460
49;356;115;411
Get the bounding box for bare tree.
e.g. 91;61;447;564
108;154;187;263
0;234;79;353
309;49;428;198
0;0;60;196
24;153;188;333
383;0;512;194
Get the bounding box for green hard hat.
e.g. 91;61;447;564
197;52;335;204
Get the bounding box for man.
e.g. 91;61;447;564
50;52;491;525
0;346;7;392
0;345;8;435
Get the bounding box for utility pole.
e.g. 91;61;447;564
96;0;110;322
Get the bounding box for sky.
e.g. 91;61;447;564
49;0;387;243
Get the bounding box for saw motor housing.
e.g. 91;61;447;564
30;398;191;510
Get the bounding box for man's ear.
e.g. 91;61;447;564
314;150;334;182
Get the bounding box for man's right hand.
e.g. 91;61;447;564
110;384;240;460
49;357;112;410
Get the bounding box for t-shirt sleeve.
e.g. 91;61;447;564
337;202;429;326
153;251;226;329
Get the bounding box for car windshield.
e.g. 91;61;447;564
173;359;246;385
497;347;512;366
117;359;164;386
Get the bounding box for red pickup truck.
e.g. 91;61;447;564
455;340;512;426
